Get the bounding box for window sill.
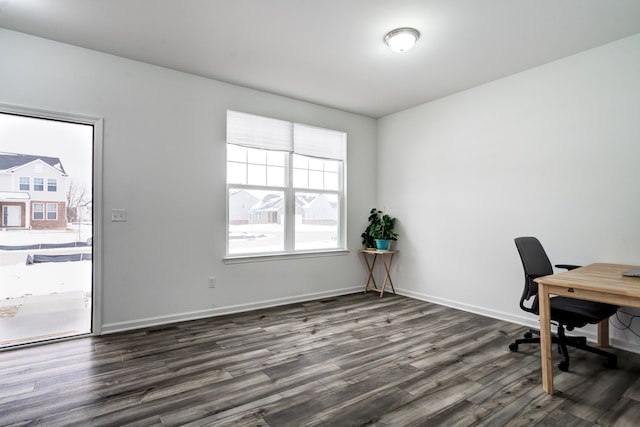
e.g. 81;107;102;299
223;249;350;264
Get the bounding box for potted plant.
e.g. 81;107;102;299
361;208;382;249
361;208;398;251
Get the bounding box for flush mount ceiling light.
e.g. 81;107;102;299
384;27;420;53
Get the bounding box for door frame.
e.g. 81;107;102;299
0;103;103;335
2;205;22;227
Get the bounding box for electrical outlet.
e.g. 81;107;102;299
208;276;216;288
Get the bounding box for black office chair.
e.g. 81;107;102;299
509;237;618;372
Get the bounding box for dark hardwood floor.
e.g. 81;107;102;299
1;293;639;426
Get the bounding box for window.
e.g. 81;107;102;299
19;177;29;191
226;110;346;256
34;177;44;191
46;203;58;220
33;203;44;220
47;178;57;192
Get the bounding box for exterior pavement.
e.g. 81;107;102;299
0;291;91;347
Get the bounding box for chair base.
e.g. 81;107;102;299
509;327;617;372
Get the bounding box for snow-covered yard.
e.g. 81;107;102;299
1;260;92;300
1;229;93;299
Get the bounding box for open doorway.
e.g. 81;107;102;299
0;109;97;348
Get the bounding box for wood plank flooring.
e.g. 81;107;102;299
1;293;639;426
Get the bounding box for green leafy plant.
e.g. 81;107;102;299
361;208;398;248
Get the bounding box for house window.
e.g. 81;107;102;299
46;203;58;220
33;203;44;220
19;177;30;191
226;110;346;256
47;179;57;192
34;177;44;191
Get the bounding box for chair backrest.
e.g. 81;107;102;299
514;237;554;314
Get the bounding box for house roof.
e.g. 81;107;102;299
251;193;335;211
0;152;67;175
252;194;283;212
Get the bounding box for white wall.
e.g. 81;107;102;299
0;29;377;332
378;33;640;352
4;26;639;351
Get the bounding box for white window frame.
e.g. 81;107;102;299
46;203;58;220
34;177;44;191
225;110;347;261
47;178;57;192
33;203;44;220
19;176;30;191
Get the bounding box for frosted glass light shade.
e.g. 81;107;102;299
384;27;420;53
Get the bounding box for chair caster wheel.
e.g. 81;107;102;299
558;361;569;372
524;332;533;339
509;343;518;352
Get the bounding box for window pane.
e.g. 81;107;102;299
46;203;57;220
229;189;285;254
34;178;44;191
309;170;323;189
308;158;324;171
48;179;57;192
293;154;307;168
247;147;267;164
294;192;339;250
293;168;307;188
324;171;339;191
33;203;44;220
247;164;266;185
19;177;29;191
267;165;285;187
227;144;246;163
324;160;339;172
227;162;247;184
267;150;285;167
292;154;343;191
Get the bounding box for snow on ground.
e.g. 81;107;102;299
0;260;92;300
0;229;93;300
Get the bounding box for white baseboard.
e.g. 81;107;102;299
397;288;539;328
100;285;362;334
101;285;640;355
397;288;640;355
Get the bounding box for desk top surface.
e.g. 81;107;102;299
535;263;640;297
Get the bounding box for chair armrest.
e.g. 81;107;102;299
555;264;581;271
527;274;545;279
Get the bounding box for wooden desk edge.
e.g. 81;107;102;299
533;262;640;395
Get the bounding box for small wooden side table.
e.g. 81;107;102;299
360;249;398;297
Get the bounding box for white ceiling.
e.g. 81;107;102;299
2;0;640;118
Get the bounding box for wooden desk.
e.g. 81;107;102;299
535;263;640;394
360;249;398;297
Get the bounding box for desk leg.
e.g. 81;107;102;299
539;284;554;394
380;253;396;298
598;319;610;348
363;253;378;293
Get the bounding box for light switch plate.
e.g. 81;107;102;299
111;209;127;222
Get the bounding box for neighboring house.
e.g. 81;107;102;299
228;189;260;225
0;152;68;230
297;194;337;225
249;193;337;225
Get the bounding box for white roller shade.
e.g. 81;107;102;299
294;124;346;161
227;110;346;160
227;110;292;151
